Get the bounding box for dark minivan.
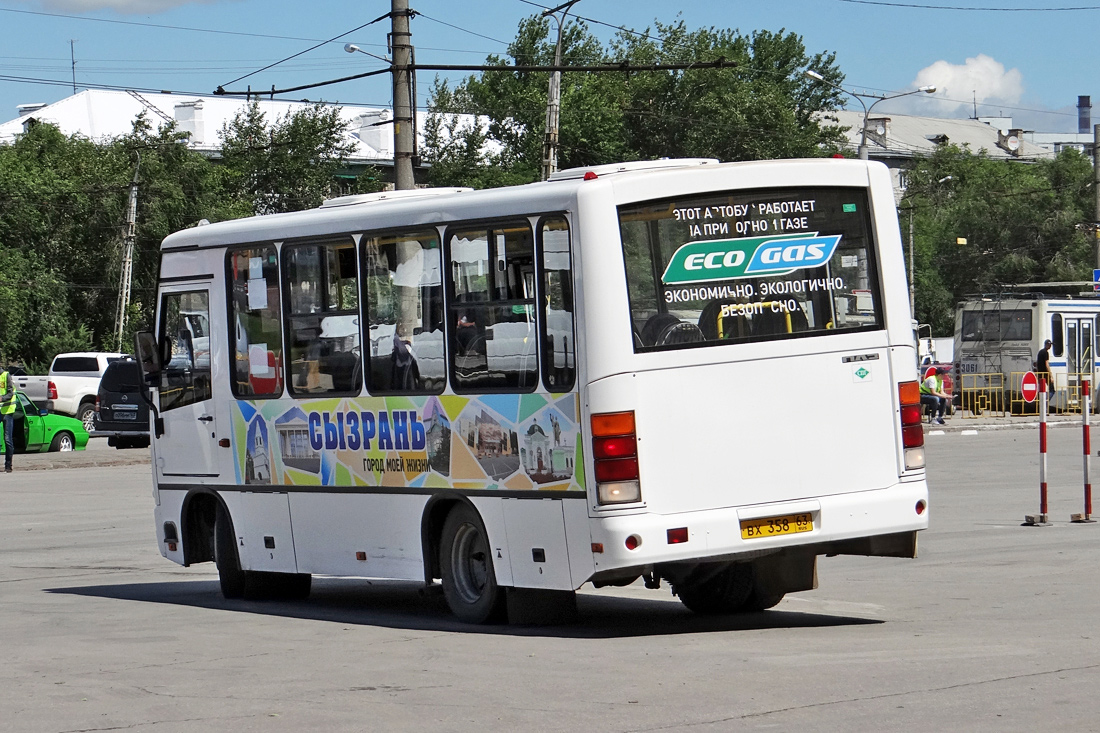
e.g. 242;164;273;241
93;356;151;449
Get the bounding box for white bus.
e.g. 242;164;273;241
136;157;929;623
955;295;1100;409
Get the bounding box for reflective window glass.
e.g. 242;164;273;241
227;245;283;397
363;229;445;393
284;239;361;395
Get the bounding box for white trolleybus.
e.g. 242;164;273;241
955;295;1100;410
136;157;929;623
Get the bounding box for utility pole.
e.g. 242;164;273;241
391;0;415;190
115;154;140;353
1094;123;1100;269
908;208;915;320
540;1;580;181
70;40;77;95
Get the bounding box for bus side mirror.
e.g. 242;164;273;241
134;331;161;385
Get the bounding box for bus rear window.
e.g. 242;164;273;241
960;309;1032;342
618;187;882;350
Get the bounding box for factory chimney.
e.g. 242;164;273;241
1079;95;1092;134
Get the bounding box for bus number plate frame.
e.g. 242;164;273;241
740;512;814;540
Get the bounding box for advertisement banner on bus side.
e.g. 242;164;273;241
232;393;584;492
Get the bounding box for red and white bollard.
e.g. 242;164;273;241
1072;379;1095;523
1025;378;1051;526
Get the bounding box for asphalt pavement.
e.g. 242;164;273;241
13;436;151;472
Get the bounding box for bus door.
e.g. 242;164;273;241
156;286;220;478
1065;317;1095;403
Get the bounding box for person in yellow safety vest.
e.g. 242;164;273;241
919;365;951;425
0;369;16;472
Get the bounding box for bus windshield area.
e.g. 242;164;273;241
618;187;883;351
960;309;1032;342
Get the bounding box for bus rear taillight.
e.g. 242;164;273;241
592;411;641;505
898;380;925;470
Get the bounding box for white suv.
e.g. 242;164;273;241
47;352;127;432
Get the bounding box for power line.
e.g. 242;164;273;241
0;6;335;42
415;12;513;46
221;14;392;88
837;0;1100;9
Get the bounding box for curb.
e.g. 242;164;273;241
928;418;1084;434
12;451;151;472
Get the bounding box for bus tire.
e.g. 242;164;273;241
742;586;785;612
440;504;504;624
214;503;247;600
673;563;754;614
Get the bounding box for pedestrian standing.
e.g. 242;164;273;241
0;368;15;472
1036;339;1054;396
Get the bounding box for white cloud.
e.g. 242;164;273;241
21;0;223;13
908;54;1024;117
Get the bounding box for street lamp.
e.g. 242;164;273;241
804;69;936;160
343;43;389;64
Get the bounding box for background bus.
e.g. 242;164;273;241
137;157;929;624
954;295;1100;411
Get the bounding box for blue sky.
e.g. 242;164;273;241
0;0;1094;133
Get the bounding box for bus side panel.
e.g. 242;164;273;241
236;492;297;574
288;493;427;581
154;489;187;564
499;498;573;590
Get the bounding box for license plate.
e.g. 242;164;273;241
740;512;813;540
115;412;137;420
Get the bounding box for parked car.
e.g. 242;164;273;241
93;357;150;449
46;352;126;433
7;391;89;452
7;365;50;404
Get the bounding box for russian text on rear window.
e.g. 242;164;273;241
618;187;883;351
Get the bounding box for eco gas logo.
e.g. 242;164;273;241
661;232;843;285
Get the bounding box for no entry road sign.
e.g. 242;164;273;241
1022;370;1039;403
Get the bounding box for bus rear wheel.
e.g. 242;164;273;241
673;563;754;614
440;504;505;624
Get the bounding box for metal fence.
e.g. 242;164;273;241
959;371;1095;418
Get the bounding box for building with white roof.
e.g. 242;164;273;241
0;88;416;180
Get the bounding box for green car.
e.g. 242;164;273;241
1;391;89;453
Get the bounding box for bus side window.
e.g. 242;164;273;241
284;239;361;396
159;290;213;411
362;229;446;394
1052;314;1064;357
227;245;284;398
447;222;538;392
539;217;575;392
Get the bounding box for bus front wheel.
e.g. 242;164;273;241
214;504;311;600
440;504;505;624
214;504;247;599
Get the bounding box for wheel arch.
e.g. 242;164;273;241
180;489;231;567
420;492;478;585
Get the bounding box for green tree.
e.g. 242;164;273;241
220;101;363;214
904;145;1095;334
423;15;848;187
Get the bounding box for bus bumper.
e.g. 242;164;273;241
587;480;929;574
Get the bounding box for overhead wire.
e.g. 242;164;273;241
837;0;1100;10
